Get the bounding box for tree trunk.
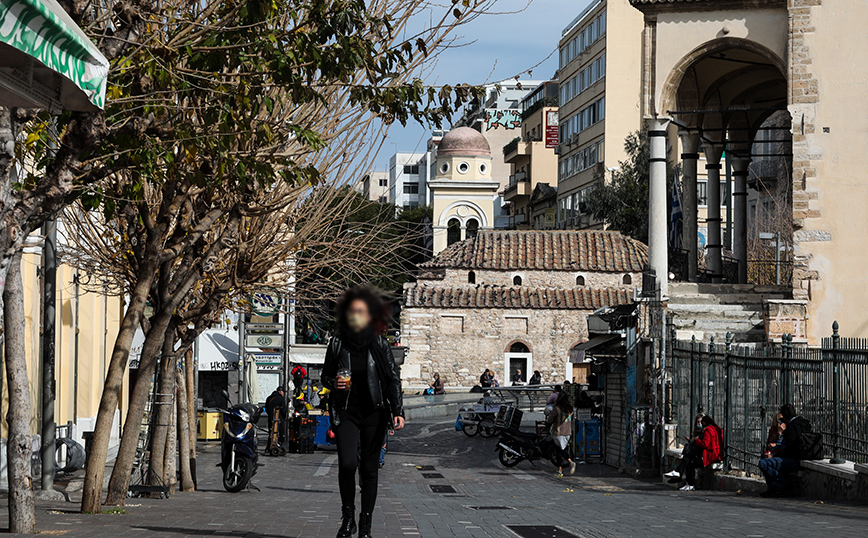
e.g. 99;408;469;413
149;327;177;488
164;393;177;495
176;368;194;491
80;255;159;513
103;308;172;505
184;348;197;487
4;251;36;533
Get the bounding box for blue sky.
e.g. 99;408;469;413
371;0;593;171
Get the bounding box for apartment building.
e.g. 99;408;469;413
388;152;425;210
386;130;446;211
502;80;559;229
556;0;643;229
357;171;389;203
455;79;542;228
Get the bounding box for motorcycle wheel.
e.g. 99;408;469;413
223;454;253;492
498;447;522;467
462;421;479;437
479;418;497;438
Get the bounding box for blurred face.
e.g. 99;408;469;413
346;299;372;332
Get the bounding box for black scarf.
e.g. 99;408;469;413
341;325;388;378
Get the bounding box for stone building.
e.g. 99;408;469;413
400;229;647;388
631;0;868;344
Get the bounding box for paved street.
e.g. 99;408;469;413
3;418;868;537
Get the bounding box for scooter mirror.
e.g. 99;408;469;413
221;389;232;405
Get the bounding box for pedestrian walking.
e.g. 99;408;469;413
546;395;576;477
322;287;405;538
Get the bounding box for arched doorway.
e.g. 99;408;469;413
504;341;532;385
661;38;791;285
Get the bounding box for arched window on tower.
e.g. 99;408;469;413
622;274;632;285
468;270;476;284
576;275;586;286
513;275;523;286
466;218;479;239
447;218;461;246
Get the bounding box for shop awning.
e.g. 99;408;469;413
0;0;108;112
570;334;621;362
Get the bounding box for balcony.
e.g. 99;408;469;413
503;134;544;163
504;171;531;201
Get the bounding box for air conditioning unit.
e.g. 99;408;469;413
553;145;560;155
570;133;579;145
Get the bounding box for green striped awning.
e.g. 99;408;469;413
0;0;108;112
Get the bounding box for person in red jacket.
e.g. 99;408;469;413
681;415;723;491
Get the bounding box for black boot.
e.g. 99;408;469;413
337;506;356;537
358;512;373;538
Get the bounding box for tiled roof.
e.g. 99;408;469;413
422;230;648;273
404;284;634;310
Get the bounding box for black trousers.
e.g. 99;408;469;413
335;409;389;513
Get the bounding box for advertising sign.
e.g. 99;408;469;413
545;110;559;149
246;333;283;349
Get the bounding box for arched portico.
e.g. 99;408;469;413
648;36;792;291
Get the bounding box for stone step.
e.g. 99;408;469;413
668;303;763;314
676;328;767;344
669;293;786;305
669;283;791;295
672;318;763;331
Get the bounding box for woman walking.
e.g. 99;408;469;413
546;394;576;477
322;287;405;538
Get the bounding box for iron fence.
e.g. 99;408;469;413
671;326;868;475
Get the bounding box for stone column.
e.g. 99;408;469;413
649;118;671;296
679;130;701;282
731;155;752;284
702;142;725;282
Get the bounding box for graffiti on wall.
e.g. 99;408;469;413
484;109;521;131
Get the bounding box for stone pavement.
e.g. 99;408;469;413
2;418;868;537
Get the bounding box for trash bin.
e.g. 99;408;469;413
197;410;223;441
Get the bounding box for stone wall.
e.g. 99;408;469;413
400;306;591;388
436;268;641;289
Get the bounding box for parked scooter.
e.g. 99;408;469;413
219;390;262;492
496;427;568;469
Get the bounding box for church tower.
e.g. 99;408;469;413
428;127;499;254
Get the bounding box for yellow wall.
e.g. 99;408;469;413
792;1;868;340
1;252;126;437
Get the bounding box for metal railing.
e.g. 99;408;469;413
748;259;794;286
670;326;868;475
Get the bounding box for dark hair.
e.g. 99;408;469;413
336;286;388;334
701;415;718;428
556;393;574;416
554;385;562;393
780;404;796;421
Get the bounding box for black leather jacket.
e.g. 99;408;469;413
321;335;404;421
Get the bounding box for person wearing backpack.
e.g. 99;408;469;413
758;404;822;497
